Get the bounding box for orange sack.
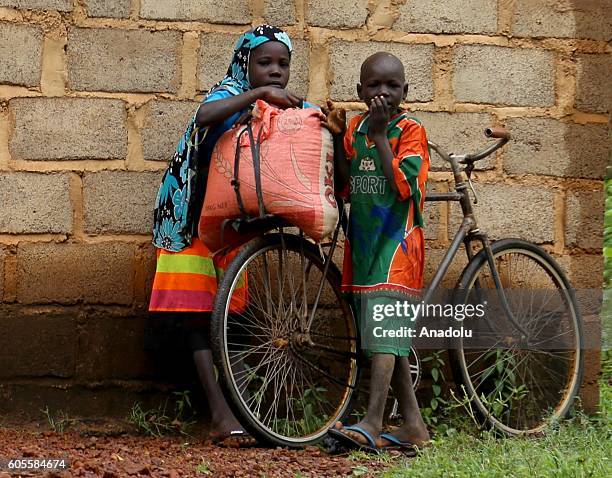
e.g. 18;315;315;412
199;100;338;252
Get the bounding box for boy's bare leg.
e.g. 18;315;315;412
385;356;429;445
340;353;395;444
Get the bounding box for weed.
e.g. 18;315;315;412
41;407;76;433
420;351;446;428
195;458;212;475
127;390;196;437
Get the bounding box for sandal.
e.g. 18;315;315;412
210;429;257;448
378;432;420;455
328;425;380;453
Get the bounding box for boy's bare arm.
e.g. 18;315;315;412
368;96;399;196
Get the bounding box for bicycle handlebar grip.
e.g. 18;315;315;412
484;127;510;139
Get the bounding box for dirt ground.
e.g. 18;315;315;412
0;424;401;478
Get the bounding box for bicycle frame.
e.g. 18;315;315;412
423;140;527;336
305;132;528;338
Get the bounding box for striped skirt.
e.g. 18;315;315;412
149;238;247;313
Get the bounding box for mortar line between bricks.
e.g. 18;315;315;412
554;52;577;117
497;0;516;36
307;39;330;104
69;173;84;241
250;0;265;24
0;234;68;245
553;191;567;255
130;0;141;20
9;159;128;172
126;103;147;171
80;235;151;244
179;31;199;99
295;0;306;28
0;108;10;170
40;34;68;98
432;46;454;110
3;250;17;303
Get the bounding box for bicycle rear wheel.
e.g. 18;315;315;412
451;239;584;435
211;233;359;447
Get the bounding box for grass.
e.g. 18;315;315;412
382;173;612;477
381;357;611;478
127;390;196;437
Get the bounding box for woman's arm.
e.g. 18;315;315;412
196;86;302;127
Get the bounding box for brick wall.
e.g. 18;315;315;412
0;0;609;417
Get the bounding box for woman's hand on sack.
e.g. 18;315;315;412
256;86;303;109
321;100;346;136
368;95;390;139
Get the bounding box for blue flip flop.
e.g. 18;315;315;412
379;432;418;454
328;425;380;453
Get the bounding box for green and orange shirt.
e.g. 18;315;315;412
341;111;430;297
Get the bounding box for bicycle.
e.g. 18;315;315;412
210;126;584;446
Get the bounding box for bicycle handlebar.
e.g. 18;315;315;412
484;127;510;139
462;127;510;163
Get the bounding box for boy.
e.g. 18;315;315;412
323;52;430;451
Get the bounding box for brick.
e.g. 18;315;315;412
67;28;181;93
84;0;130;18
142;100;199;161
17;242;135;304
306;0;368;28
76;314;153;379
556;254;603;289
454;45;554;107
0;173;72;234
287;38;310;98
139;0;250;24
576;54;612;114
423;182;444;240
330;41;434;102
198;32;240;92
0;0;72;11
513;0;612;41
83;171;159;234
0;382;176;420
394;0;497;34
0;23;43;87
0;307;77;378
565;189;604;250
424;247;469;287
10;98;127;160
198;34;309;97
264;1;297;26
415;112;494;170
504;118;608;180
449;183;555;243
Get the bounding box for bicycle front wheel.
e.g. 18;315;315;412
211;233;359;447
451;239;584;435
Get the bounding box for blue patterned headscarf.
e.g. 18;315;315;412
152;25;293;252
210;24;293;97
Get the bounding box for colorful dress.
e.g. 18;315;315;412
341;111;430;355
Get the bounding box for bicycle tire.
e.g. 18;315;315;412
211;233;360;447
450;238;584;435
